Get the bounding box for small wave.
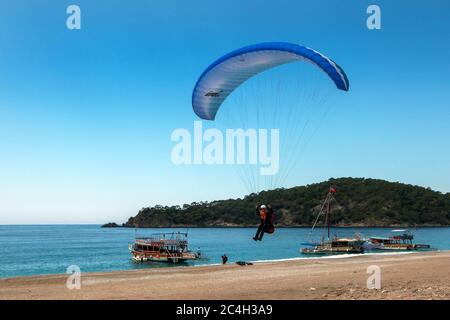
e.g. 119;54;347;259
240;251;419;265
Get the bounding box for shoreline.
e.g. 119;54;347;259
1;251;448;300
104;224;450;228
0;250;431;281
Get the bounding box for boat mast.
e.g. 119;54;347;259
324;187;336;241
327;192;331;240
311;187;336;244
322;191;332;242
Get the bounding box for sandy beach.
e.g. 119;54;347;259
0;251;448;300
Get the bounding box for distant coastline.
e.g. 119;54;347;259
102;224;450;228
104;177;450;229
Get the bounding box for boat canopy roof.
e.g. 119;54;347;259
392;234;414;240
135;238;187;245
334;238;360;242
134;232;189;247
369;237;391;241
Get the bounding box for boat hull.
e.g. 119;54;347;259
301;246;365;255
130;250;198;263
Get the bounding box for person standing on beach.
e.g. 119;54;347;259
221;254;228;264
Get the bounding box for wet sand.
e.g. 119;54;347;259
0;251;448;300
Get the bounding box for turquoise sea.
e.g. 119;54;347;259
0;225;449;278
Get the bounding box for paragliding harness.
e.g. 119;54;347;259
264;208;275;234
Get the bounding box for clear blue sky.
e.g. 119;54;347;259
0;0;448;223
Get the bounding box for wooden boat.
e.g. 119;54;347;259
302;237;365;255
301;187;365;255
368;230;431;251
129;232;200;263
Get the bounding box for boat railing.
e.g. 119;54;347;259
135;238;188;246
135;238;187;243
135;232;188;241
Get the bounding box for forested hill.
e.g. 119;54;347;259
113;178;449;228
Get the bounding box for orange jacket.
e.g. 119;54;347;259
259;209;267;220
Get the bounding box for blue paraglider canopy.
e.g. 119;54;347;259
192;42;349;120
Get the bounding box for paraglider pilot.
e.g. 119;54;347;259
253;204;274;241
